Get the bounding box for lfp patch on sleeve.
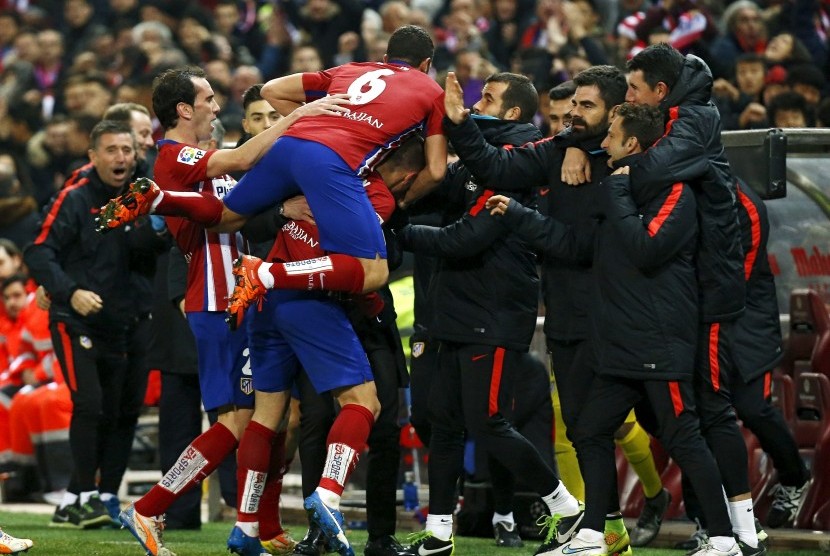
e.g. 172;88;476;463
177;146;206;165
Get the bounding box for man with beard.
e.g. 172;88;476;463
441;65;651;555
400;72;582;556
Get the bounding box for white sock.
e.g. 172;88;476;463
315;486;341;510
711;535;738;552
575;528;604;543
257;262;275;288
729;498;758;548
425;514;453;541
235;520;259;537
150;190;164;211
79;490;98;505
492;512;515;527
99;492;116;502
542;481;580;517
60;491;78;509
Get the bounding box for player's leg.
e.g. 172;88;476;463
732;371;809;529
644;379;738;556
122;312;250;556
696;322;759;551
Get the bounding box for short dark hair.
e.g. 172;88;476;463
67;114;100;138
614;102;665;149
485;72;539;123
549;80;576;101
386;134;425;173
767;91;813;126
152;66;206;130
735;53;765;67
242;84;264;111
386;25;434;66
89;120;134;150
0;238;22;260
627;43;685;92
786;63;826;91
573;65;627;111
103;102;150;122
7;101;43;132
1;272;27;294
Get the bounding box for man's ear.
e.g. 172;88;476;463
626;135;640;153
176;102;192;121
655;81;670;102
418;57;432;73
504;106;521;121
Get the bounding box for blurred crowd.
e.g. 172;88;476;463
0;0;829;248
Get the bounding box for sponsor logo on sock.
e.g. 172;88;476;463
283;257;334;276
160;446;208;493
241;471;267;513
323;443;355;487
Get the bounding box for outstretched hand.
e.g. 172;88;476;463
282;195;315;224
486;194;512;216
295;93;352;118
444;72;470;124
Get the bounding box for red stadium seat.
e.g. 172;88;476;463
781;289;828;378
795;422;830;529
770;373;795;426
793;372;830;448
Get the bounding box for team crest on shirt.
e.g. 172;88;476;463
465;180;478;192
412;342;425;358
79;336;93;349
240;377;253;395
177;146;206;166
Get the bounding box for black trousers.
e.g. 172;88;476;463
409;331;439;448
683;369;809;525
50;321;129;494
427;342;559;516
695;322;750;498
99;316;153;495
572;375;733;538
297;328;404;541
159;372;203;529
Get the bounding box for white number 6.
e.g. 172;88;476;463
347;69;395;105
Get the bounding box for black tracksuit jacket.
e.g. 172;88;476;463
398;116;542;351
444;118;611;342
732;183;784;382
502;152;700;381
629;54;746;323
24;170;157;337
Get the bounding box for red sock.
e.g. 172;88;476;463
268;254;365;293
258;430;287;539
136;422;237;517
155;191;223;227
318;404;375;496
236;421;275;523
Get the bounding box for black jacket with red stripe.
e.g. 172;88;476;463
24;170;148;337
732;183;783;382
503;152;699;380
398;117;542;351
444;116;611;342
629;54;746;324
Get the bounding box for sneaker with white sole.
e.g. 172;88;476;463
0;528;33;555
534;507;585;555
537;529;608;556
119;503;177;556
688;540;741;556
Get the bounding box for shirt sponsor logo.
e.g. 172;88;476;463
282;221;319;250
339;110;384;129
177;146;206;166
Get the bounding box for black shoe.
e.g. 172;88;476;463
365;535;416;556
630;488;671;547
78;495;114;529
766;482;808;529
405;532;453;556
534;508;584;555
49;504;82;528
494;522;523;548
738;539;767;556
294;523;328;555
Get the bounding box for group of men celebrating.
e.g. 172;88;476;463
43;19;803;556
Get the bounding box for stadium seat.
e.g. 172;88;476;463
770;372;795;426
781;289;826;377
793;372;830;448
795;422;830;529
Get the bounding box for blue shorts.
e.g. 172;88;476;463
248;290;374;395
187;310;253;411
224;136;386;259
